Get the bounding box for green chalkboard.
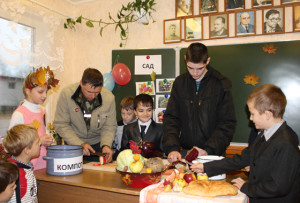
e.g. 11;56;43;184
180;41;300;143
112;48;176;121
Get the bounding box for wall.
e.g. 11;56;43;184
34;0;300;138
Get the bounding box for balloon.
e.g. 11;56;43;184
103;71;115;91
112;63;131;85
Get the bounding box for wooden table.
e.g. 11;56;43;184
35;169;248;203
34;169;141;203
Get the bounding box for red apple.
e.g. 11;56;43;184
183;173;196;184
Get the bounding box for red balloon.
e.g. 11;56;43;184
112;63;131;85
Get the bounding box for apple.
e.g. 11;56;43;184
183;173;196;184
197;174;209;181
99;156;106;165
179;173;185;179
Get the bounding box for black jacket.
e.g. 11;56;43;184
204;122;300;203
162;65;236;155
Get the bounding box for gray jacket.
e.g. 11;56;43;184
53;83;117;148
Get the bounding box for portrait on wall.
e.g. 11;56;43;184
226;0;244;11
263;8;284;34
210;14;228;39
236;10;256;36
253;0;272;7
184;16;202;41
176;0;193;18
294;5;300;31
282;0;300;4
164;19;181;44
200;0;218;14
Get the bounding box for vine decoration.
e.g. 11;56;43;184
64;0;156;47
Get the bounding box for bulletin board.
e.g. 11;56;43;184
112;48;176;121
180;40;300;143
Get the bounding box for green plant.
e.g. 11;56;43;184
64;0;156;47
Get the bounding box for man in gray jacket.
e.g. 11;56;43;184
54;68;117;162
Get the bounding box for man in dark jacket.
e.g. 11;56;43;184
163;42;236;162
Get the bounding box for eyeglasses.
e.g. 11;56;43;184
187;65;206;71
242;17;250;20
268;18;281;22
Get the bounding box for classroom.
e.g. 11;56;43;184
0;0;299;203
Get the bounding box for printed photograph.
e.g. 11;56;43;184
154;109;166;123
263;8;284;34
236;11;255;36
282;0;300;4
156;78;175;93
210;14;228;38
294;5;300;31
200;0;218;14
136;81;155;95
155;95;170;109
226;0;244;11
164;19;181;44
253;0;272;7
185;16;202;41
176;0;193;18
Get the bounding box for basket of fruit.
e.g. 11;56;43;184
116;141;167;188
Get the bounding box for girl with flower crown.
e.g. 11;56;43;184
8;67;59;170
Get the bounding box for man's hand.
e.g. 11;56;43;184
102;146;113;163
190;163;204;173
81;143;95;156
231;177;245;189
167;151;181;163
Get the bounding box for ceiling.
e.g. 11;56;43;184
63;0;100;5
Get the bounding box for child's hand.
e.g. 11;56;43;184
194;146;208;156
244;165;250;172
190;163;204;173
40;134;53;147
231;177;245;189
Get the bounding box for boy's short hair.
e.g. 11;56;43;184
81;68;103;88
134;94;153;110
185;42;209;64
0;159;18;193
247;84;287;118
3;124;39;156
120;96;134;110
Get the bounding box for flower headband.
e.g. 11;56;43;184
26;66;59;89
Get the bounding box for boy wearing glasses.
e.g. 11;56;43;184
264;9;283;33
163;42;236;163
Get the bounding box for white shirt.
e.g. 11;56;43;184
138;119;152;134
263;120;284;141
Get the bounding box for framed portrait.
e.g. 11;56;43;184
262;7;285;35
253;0;272;8
156;78;175;93
209;13;229;39
200;0;218;14
164;19;181;44
236;10;256;36
226;0;244;11
294;5;300;31
155;95;170;109
184;16;202;41
282;0;300;4
176;0;193;18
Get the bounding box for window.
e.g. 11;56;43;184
0;17;34;137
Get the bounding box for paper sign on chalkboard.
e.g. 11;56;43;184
135;55;162;75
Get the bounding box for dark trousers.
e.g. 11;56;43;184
83;143;102;162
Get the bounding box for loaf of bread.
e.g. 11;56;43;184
183;180;238;197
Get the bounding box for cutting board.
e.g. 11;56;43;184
83;162;117;172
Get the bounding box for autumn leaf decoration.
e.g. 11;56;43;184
27;66;59;89
262;43;277;54
244;73;259;86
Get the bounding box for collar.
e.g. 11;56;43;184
124;117;138;125
23;99;41;113
263;120;284;141
9;156;33;169
71;85;102;107
138;119;152;133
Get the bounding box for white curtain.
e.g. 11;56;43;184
0;0;65;71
